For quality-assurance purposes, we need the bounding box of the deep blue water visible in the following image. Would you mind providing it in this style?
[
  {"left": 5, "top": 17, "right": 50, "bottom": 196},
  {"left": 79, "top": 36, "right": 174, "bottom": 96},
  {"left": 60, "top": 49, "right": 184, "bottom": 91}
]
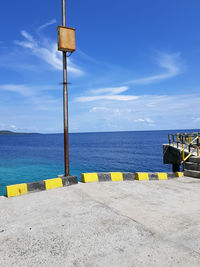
[{"left": 0, "top": 130, "right": 198, "bottom": 195}]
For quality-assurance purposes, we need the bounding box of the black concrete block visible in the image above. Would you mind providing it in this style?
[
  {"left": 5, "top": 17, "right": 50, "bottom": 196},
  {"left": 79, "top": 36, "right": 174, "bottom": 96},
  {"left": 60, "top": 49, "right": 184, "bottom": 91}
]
[
  {"left": 167, "top": 172, "right": 176, "bottom": 179},
  {"left": 98, "top": 173, "right": 111, "bottom": 182},
  {"left": 148, "top": 173, "right": 158, "bottom": 180},
  {"left": 123, "top": 172, "right": 135, "bottom": 180},
  {"left": 62, "top": 176, "right": 78, "bottom": 186},
  {"left": 163, "top": 145, "right": 181, "bottom": 164},
  {"left": 27, "top": 181, "right": 46, "bottom": 192}
]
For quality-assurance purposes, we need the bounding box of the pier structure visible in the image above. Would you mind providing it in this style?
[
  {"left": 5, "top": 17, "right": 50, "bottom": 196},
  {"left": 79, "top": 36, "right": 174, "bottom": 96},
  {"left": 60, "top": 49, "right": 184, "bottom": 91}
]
[{"left": 163, "top": 132, "right": 200, "bottom": 178}]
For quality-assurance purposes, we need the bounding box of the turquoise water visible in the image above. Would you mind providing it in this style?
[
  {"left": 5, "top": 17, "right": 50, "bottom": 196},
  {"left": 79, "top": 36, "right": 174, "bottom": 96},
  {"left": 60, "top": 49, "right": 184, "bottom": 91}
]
[{"left": 0, "top": 130, "right": 198, "bottom": 196}]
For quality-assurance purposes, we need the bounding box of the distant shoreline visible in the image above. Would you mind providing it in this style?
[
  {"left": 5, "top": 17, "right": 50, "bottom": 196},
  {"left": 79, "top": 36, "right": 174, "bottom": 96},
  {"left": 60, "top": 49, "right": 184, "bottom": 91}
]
[
  {"left": 0, "top": 130, "right": 40, "bottom": 135},
  {"left": 0, "top": 129, "right": 199, "bottom": 135}
]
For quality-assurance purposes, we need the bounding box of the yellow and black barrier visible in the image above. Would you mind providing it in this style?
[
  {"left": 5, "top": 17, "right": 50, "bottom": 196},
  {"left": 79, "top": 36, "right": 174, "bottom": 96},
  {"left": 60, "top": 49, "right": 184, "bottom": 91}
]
[
  {"left": 6, "top": 171, "right": 184, "bottom": 197},
  {"left": 81, "top": 172, "right": 184, "bottom": 183},
  {"left": 6, "top": 176, "right": 78, "bottom": 198},
  {"left": 81, "top": 172, "right": 134, "bottom": 183},
  {"left": 135, "top": 172, "right": 183, "bottom": 181}
]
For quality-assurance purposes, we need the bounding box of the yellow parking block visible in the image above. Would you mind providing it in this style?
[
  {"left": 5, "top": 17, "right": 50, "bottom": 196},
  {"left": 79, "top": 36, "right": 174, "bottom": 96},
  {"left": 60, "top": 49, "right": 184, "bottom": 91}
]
[
  {"left": 157, "top": 173, "right": 168, "bottom": 180},
  {"left": 135, "top": 172, "right": 149, "bottom": 181},
  {"left": 175, "top": 172, "right": 184, "bottom": 177},
  {"left": 110, "top": 172, "right": 123, "bottom": 181},
  {"left": 7, "top": 183, "right": 28, "bottom": 197},
  {"left": 81, "top": 173, "right": 98, "bottom": 183},
  {"left": 45, "top": 178, "right": 63, "bottom": 190}
]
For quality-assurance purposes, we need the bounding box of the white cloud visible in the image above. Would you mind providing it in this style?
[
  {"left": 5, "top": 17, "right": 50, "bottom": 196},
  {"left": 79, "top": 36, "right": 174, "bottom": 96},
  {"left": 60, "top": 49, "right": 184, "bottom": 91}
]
[
  {"left": 134, "top": 118, "right": 153, "bottom": 123},
  {"left": 89, "top": 107, "right": 109, "bottom": 112},
  {"left": 72, "top": 92, "right": 200, "bottom": 132},
  {"left": 10, "top": 125, "right": 17, "bottom": 130},
  {"left": 0, "top": 84, "right": 33, "bottom": 97},
  {"left": 126, "top": 52, "right": 184, "bottom": 85},
  {"left": 0, "top": 84, "right": 58, "bottom": 97},
  {"left": 76, "top": 95, "right": 138, "bottom": 102},
  {"left": 89, "top": 106, "right": 134, "bottom": 119},
  {"left": 75, "top": 86, "right": 138, "bottom": 102},
  {"left": 38, "top": 19, "right": 57, "bottom": 32},
  {"left": 21, "top": 30, "right": 35, "bottom": 43},
  {"left": 90, "top": 86, "right": 128, "bottom": 95},
  {"left": 15, "top": 30, "right": 83, "bottom": 75},
  {"left": 74, "top": 52, "right": 184, "bottom": 103}
]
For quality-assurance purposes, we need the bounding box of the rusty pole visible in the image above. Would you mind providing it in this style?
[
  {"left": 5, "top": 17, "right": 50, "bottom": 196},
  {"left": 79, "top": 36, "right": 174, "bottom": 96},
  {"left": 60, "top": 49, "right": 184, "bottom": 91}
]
[{"left": 62, "top": 0, "right": 70, "bottom": 176}]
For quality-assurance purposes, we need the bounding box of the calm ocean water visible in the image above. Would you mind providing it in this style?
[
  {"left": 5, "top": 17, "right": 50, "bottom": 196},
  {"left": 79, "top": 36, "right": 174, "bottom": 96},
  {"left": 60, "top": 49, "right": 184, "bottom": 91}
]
[{"left": 0, "top": 130, "right": 198, "bottom": 195}]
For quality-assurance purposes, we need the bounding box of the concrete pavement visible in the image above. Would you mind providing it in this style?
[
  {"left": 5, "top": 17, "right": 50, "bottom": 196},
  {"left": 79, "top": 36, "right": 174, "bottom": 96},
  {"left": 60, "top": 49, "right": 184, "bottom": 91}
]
[{"left": 0, "top": 177, "right": 200, "bottom": 266}]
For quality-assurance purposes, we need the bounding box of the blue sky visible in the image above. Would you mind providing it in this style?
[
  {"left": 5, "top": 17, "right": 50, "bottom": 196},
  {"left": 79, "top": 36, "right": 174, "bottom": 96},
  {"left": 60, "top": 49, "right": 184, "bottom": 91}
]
[{"left": 1, "top": 0, "right": 200, "bottom": 133}]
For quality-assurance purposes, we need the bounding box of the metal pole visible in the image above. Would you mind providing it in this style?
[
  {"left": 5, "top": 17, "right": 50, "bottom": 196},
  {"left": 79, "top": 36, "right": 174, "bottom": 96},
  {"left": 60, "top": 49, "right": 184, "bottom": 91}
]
[{"left": 62, "top": 0, "right": 70, "bottom": 176}]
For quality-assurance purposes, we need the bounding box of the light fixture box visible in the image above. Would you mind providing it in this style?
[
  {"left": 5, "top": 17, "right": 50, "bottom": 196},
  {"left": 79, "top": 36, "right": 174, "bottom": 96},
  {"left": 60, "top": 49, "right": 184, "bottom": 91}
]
[{"left": 57, "top": 26, "right": 76, "bottom": 52}]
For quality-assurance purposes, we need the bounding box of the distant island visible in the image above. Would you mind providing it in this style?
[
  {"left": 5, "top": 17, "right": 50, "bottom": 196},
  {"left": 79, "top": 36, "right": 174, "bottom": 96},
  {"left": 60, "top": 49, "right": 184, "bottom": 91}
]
[{"left": 0, "top": 130, "right": 40, "bottom": 135}]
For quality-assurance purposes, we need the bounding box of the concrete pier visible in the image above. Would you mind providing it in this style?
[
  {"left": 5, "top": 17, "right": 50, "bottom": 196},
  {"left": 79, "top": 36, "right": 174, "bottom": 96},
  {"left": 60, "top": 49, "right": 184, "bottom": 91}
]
[{"left": 1, "top": 178, "right": 200, "bottom": 266}]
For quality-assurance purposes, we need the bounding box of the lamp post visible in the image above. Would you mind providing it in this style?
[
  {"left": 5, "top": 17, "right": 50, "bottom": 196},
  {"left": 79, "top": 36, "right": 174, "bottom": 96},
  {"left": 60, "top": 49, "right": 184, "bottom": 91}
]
[
  {"left": 58, "top": 0, "right": 76, "bottom": 177},
  {"left": 62, "top": 0, "right": 69, "bottom": 177},
  {"left": 57, "top": 0, "right": 77, "bottom": 185}
]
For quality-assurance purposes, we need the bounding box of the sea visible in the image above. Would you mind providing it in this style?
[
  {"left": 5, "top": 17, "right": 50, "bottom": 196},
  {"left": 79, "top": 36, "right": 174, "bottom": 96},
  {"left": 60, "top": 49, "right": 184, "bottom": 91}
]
[{"left": 0, "top": 129, "right": 198, "bottom": 196}]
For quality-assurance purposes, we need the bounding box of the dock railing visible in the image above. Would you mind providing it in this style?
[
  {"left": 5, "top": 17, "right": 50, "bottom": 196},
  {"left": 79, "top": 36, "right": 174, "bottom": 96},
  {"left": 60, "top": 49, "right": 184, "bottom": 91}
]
[{"left": 168, "top": 133, "right": 200, "bottom": 163}]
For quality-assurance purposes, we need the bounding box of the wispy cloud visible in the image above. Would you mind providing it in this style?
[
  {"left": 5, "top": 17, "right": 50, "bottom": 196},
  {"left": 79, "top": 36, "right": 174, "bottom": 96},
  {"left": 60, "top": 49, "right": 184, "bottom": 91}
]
[
  {"left": 0, "top": 84, "right": 33, "bottom": 97},
  {"left": 71, "top": 93, "right": 200, "bottom": 132},
  {"left": 0, "top": 83, "right": 61, "bottom": 112},
  {"left": 126, "top": 52, "right": 184, "bottom": 85},
  {"left": 76, "top": 49, "right": 97, "bottom": 63},
  {"left": 75, "top": 52, "right": 184, "bottom": 103},
  {"left": 134, "top": 118, "right": 154, "bottom": 126},
  {"left": 89, "top": 107, "right": 109, "bottom": 112},
  {"left": 15, "top": 29, "right": 83, "bottom": 75},
  {"left": 75, "top": 86, "right": 138, "bottom": 102},
  {"left": 77, "top": 95, "right": 138, "bottom": 102},
  {"left": 21, "top": 30, "right": 34, "bottom": 43},
  {"left": 90, "top": 86, "right": 128, "bottom": 95},
  {"left": 0, "top": 84, "right": 58, "bottom": 96},
  {"left": 37, "top": 19, "right": 57, "bottom": 32},
  {"left": 89, "top": 106, "right": 131, "bottom": 117}
]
